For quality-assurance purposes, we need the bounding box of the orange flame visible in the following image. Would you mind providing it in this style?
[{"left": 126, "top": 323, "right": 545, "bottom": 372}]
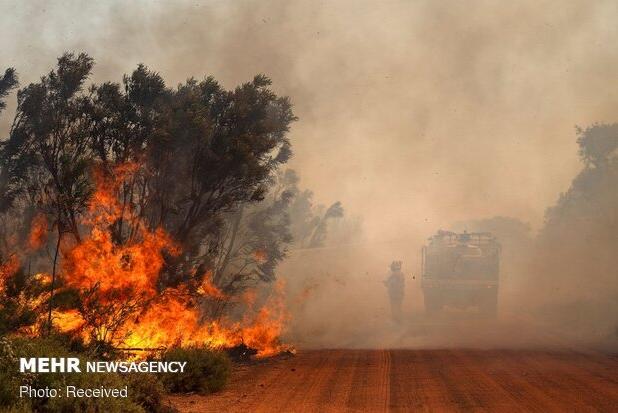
[
  {"left": 63, "top": 226, "right": 177, "bottom": 297},
  {"left": 28, "top": 214, "right": 48, "bottom": 250},
  {"left": 197, "top": 271, "right": 226, "bottom": 299},
  {"left": 51, "top": 163, "right": 289, "bottom": 357},
  {"left": 120, "top": 283, "right": 291, "bottom": 357},
  {"left": 253, "top": 249, "right": 268, "bottom": 263},
  {"left": 53, "top": 309, "right": 85, "bottom": 333},
  {"left": 62, "top": 163, "right": 179, "bottom": 299},
  {"left": 0, "top": 255, "right": 19, "bottom": 294}
]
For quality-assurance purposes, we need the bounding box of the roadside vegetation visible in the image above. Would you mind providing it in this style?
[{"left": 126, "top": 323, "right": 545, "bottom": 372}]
[
  {"left": 0, "top": 335, "right": 233, "bottom": 412},
  {"left": 0, "top": 55, "right": 337, "bottom": 413},
  {"left": 160, "top": 347, "right": 231, "bottom": 394}
]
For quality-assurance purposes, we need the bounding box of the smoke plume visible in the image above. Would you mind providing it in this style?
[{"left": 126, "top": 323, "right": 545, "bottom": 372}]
[{"left": 2, "top": 0, "right": 617, "bottom": 350}]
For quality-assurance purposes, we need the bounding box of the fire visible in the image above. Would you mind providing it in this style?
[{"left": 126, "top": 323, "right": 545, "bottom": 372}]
[
  {"left": 239, "top": 281, "right": 290, "bottom": 357},
  {"left": 121, "top": 284, "right": 290, "bottom": 357},
  {"left": 63, "top": 226, "right": 177, "bottom": 297},
  {"left": 28, "top": 214, "right": 48, "bottom": 250},
  {"left": 63, "top": 165, "right": 180, "bottom": 294},
  {"left": 0, "top": 254, "right": 19, "bottom": 294},
  {"left": 253, "top": 249, "right": 268, "bottom": 263},
  {"left": 51, "top": 163, "right": 289, "bottom": 357},
  {"left": 196, "top": 271, "right": 226, "bottom": 299},
  {"left": 53, "top": 309, "right": 85, "bottom": 332}
]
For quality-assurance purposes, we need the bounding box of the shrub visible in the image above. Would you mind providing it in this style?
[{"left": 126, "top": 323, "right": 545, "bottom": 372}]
[
  {"left": 126, "top": 373, "right": 176, "bottom": 413},
  {"left": 0, "top": 336, "right": 175, "bottom": 413},
  {"left": 0, "top": 336, "right": 27, "bottom": 410},
  {"left": 160, "top": 347, "right": 231, "bottom": 394},
  {"left": 0, "top": 404, "right": 33, "bottom": 413},
  {"left": 44, "top": 370, "right": 145, "bottom": 413}
]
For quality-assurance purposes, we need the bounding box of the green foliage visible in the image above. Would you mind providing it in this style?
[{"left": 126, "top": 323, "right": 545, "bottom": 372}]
[
  {"left": 0, "top": 336, "right": 173, "bottom": 413},
  {"left": 43, "top": 370, "right": 145, "bottom": 413},
  {"left": 0, "top": 337, "right": 23, "bottom": 409},
  {"left": 1, "top": 53, "right": 94, "bottom": 236},
  {"left": 0, "top": 336, "right": 71, "bottom": 410},
  {"left": 1, "top": 53, "right": 298, "bottom": 292},
  {"left": 160, "top": 347, "right": 231, "bottom": 394},
  {"left": 0, "top": 404, "right": 32, "bottom": 413}
]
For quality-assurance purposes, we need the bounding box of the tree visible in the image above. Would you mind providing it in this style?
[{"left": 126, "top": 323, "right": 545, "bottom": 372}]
[
  {"left": 576, "top": 123, "right": 618, "bottom": 168},
  {"left": 0, "top": 67, "right": 19, "bottom": 213},
  {"left": 543, "top": 124, "right": 618, "bottom": 238},
  {"left": 306, "top": 202, "right": 344, "bottom": 248},
  {"left": 0, "top": 52, "right": 303, "bottom": 347},
  {"left": 0, "top": 65, "right": 27, "bottom": 269},
  {"left": 0, "top": 68, "right": 18, "bottom": 115},
  {"left": 532, "top": 123, "right": 618, "bottom": 339},
  {"left": 1, "top": 54, "right": 94, "bottom": 240},
  {"left": 81, "top": 65, "right": 298, "bottom": 288},
  {"left": 0, "top": 54, "right": 299, "bottom": 344},
  {"left": 0, "top": 54, "right": 97, "bottom": 333},
  {"left": 212, "top": 174, "right": 295, "bottom": 290},
  {"left": 289, "top": 193, "right": 344, "bottom": 248},
  {"left": 288, "top": 189, "right": 319, "bottom": 247}
]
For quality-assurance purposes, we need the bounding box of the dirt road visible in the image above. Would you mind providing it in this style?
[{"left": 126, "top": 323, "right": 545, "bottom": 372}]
[{"left": 169, "top": 349, "right": 618, "bottom": 412}]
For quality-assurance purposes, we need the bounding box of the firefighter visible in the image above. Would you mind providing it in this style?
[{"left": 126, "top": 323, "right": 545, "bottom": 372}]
[{"left": 384, "top": 261, "right": 405, "bottom": 322}]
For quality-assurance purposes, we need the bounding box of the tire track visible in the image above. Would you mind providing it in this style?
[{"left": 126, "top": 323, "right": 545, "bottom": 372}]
[{"left": 169, "top": 349, "right": 618, "bottom": 412}]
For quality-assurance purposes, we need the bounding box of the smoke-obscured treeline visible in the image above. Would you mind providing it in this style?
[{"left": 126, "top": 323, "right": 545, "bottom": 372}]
[
  {"left": 465, "top": 126, "right": 617, "bottom": 347},
  {"left": 0, "top": 55, "right": 351, "bottom": 345},
  {"left": 281, "top": 124, "right": 617, "bottom": 350},
  {"left": 529, "top": 124, "right": 618, "bottom": 346}
]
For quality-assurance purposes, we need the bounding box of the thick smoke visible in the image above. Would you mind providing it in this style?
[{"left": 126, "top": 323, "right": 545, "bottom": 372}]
[{"left": 2, "top": 0, "right": 617, "bottom": 350}]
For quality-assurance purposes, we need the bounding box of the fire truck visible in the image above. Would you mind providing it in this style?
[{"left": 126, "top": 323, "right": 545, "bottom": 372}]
[{"left": 421, "top": 230, "right": 500, "bottom": 315}]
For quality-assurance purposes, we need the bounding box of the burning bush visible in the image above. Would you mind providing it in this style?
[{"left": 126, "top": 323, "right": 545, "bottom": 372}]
[
  {"left": 0, "top": 257, "right": 48, "bottom": 336},
  {"left": 0, "top": 54, "right": 297, "bottom": 358}
]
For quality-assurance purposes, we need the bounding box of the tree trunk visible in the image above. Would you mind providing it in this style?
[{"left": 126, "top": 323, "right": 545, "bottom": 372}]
[{"left": 47, "top": 232, "right": 62, "bottom": 336}]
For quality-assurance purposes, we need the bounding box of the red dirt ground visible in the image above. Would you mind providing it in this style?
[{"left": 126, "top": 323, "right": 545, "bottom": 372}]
[{"left": 168, "top": 349, "right": 618, "bottom": 412}]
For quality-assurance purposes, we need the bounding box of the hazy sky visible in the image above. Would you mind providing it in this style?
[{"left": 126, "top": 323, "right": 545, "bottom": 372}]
[{"left": 2, "top": 0, "right": 617, "bottom": 241}]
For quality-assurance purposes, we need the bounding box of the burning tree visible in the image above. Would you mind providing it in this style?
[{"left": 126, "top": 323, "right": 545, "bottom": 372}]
[{"left": 0, "top": 54, "right": 297, "bottom": 356}]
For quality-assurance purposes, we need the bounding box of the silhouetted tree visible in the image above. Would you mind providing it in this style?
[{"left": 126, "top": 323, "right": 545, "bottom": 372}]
[
  {"left": 576, "top": 123, "right": 618, "bottom": 168},
  {"left": 212, "top": 172, "right": 295, "bottom": 294},
  {"left": 0, "top": 54, "right": 96, "bottom": 333},
  {"left": 543, "top": 124, "right": 618, "bottom": 239},
  {"left": 0, "top": 68, "right": 18, "bottom": 115},
  {"left": 1, "top": 54, "right": 94, "bottom": 240},
  {"left": 533, "top": 123, "right": 618, "bottom": 338}
]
